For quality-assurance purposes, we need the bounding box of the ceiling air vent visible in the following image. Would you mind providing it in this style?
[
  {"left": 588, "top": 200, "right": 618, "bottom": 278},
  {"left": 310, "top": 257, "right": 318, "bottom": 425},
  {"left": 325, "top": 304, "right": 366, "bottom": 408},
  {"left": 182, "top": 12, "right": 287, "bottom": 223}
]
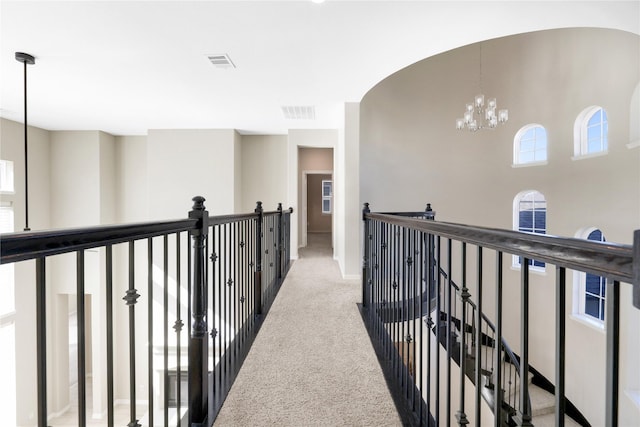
[
  {"left": 207, "top": 54, "right": 235, "bottom": 69},
  {"left": 281, "top": 106, "right": 316, "bottom": 120}
]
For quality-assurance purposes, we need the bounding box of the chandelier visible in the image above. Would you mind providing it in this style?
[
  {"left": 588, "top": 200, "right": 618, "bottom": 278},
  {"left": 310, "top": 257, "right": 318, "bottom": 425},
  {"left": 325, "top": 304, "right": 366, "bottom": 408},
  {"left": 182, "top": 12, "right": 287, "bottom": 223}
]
[
  {"left": 456, "top": 43, "right": 508, "bottom": 132},
  {"left": 456, "top": 94, "right": 508, "bottom": 131}
]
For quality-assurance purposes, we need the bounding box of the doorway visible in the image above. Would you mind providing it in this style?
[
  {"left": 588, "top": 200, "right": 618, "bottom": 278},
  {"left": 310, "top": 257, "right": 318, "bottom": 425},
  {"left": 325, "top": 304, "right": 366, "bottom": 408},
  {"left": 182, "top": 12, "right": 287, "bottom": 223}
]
[
  {"left": 302, "top": 171, "right": 332, "bottom": 250},
  {"left": 298, "top": 147, "right": 333, "bottom": 252}
]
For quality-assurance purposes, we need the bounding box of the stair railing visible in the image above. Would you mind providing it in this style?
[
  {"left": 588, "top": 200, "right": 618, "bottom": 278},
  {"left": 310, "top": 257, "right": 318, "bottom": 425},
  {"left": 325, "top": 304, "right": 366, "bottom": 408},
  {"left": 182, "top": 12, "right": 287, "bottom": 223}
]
[
  {"left": 362, "top": 203, "right": 638, "bottom": 427},
  {"left": 0, "top": 197, "right": 293, "bottom": 427},
  {"left": 434, "top": 265, "right": 529, "bottom": 422}
]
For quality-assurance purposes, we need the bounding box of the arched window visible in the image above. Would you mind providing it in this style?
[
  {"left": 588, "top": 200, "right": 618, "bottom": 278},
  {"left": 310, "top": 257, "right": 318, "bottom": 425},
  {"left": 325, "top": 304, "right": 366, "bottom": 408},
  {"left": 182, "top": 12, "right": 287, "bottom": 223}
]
[
  {"left": 513, "top": 190, "right": 546, "bottom": 269},
  {"left": 574, "top": 106, "right": 608, "bottom": 157},
  {"left": 513, "top": 124, "right": 547, "bottom": 165}
]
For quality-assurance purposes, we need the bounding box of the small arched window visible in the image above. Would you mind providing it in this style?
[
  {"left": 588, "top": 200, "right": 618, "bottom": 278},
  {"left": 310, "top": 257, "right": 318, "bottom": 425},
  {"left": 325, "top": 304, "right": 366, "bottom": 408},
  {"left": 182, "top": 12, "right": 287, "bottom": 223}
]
[
  {"left": 574, "top": 106, "right": 608, "bottom": 157},
  {"left": 513, "top": 190, "right": 546, "bottom": 269},
  {"left": 513, "top": 124, "right": 547, "bottom": 165}
]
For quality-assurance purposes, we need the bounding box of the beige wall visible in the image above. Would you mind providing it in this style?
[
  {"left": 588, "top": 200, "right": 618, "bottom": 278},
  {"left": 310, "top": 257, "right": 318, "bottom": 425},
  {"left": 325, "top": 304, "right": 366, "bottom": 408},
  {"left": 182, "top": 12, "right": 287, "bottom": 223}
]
[
  {"left": 0, "top": 118, "right": 51, "bottom": 426},
  {"left": 240, "top": 135, "right": 288, "bottom": 213},
  {"left": 360, "top": 28, "right": 640, "bottom": 426}
]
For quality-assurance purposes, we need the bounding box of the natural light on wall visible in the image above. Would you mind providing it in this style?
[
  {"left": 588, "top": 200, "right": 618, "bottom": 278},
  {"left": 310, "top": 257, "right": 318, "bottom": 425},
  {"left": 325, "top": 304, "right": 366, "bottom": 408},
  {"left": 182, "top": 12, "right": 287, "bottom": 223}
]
[{"left": 0, "top": 159, "right": 16, "bottom": 425}]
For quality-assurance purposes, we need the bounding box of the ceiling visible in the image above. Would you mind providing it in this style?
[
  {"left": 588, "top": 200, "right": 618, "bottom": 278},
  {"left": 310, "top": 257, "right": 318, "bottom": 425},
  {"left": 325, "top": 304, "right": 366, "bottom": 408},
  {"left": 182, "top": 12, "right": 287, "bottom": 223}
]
[{"left": 1, "top": 1, "right": 638, "bottom": 136}]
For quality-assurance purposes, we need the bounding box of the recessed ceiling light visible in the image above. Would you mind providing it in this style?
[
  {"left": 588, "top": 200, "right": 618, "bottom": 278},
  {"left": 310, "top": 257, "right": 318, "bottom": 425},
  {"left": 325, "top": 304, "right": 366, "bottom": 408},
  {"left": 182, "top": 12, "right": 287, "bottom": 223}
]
[{"left": 311, "top": 0, "right": 326, "bottom": 4}]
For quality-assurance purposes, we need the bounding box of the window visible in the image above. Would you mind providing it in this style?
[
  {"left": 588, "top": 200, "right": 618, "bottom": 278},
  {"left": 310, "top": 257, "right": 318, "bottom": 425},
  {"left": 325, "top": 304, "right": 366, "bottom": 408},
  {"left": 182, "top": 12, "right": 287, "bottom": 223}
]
[
  {"left": 514, "top": 124, "right": 547, "bottom": 165},
  {"left": 513, "top": 191, "right": 546, "bottom": 269},
  {"left": 322, "top": 180, "right": 332, "bottom": 214},
  {"left": 574, "top": 106, "right": 608, "bottom": 157},
  {"left": 0, "top": 160, "right": 14, "bottom": 193},
  {"left": 0, "top": 201, "right": 15, "bottom": 425},
  {"left": 573, "top": 228, "right": 607, "bottom": 323}
]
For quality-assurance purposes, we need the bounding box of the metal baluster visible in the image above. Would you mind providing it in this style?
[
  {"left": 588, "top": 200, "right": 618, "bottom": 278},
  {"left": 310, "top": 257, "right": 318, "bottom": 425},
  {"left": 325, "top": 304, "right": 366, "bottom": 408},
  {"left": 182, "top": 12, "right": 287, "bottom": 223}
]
[
  {"left": 225, "top": 223, "right": 230, "bottom": 379},
  {"left": 76, "top": 250, "right": 87, "bottom": 427},
  {"left": 418, "top": 230, "right": 424, "bottom": 426},
  {"left": 36, "top": 257, "right": 47, "bottom": 427},
  {"left": 425, "top": 232, "right": 433, "bottom": 424},
  {"left": 147, "top": 238, "right": 154, "bottom": 427},
  {"left": 494, "top": 252, "right": 503, "bottom": 427},
  {"left": 475, "top": 247, "right": 483, "bottom": 427},
  {"left": 105, "top": 246, "right": 114, "bottom": 427},
  {"left": 457, "top": 242, "right": 469, "bottom": 426},
  {"left": 125, "top": 241, "right": 141, "bottom": 427},
  {"left": 217, "top": 224, "right": 224, "bottom": 395},
  {"left": 175, "top": 232, "right": 183, "bottom": 427},
  {"left": 605, "top": 280, "right": 620, "bottom": 427},
  {"left": 412, "top": 229, "right": 418, "bottom": 411},
  {"left": 555, "top": 267, "right": 566, "bottom": 427},
  {"left": 402, "top": 227, "right": 407, "bottom": 392},
  {"left": 446, "top": 238, "right": 452, "bottom": 427},
  {"left": 164, "top": 235, "right": 170, "bottom": 426}
]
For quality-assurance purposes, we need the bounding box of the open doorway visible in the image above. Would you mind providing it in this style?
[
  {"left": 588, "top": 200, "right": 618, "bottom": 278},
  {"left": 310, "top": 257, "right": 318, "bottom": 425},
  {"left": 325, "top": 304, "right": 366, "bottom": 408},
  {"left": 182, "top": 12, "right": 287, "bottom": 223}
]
[
  {"left": 303, "top": 172, "right": 332, "bottom": 250},
  {"left": 298, "top": 147, "right": 333, "bottom": 253}
]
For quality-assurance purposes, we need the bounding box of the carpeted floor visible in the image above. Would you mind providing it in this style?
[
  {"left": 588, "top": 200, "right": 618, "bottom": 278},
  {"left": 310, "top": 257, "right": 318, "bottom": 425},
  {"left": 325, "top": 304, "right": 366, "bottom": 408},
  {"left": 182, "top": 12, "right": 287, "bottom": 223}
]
[{"left": 214, "top": 232, "right": 402, "bottom": 426}]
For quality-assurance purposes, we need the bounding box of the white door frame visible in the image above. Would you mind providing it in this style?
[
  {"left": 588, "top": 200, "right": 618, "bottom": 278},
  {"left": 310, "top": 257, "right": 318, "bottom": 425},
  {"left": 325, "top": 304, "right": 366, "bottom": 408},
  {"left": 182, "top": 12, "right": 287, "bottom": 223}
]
[{"left": 301, "top": 169, "right": 333, "bottom": 248}]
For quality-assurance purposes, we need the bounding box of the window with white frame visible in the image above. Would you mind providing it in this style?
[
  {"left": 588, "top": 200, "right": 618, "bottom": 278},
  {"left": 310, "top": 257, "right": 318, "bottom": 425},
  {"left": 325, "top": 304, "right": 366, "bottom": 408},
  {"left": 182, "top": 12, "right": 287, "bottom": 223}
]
[
  {"left": 574, "top": 106, "right": 608, "bottom": 157},
  {"left": 513, "top": 190, "right": 546, "bottom": 269},
  {"left": 513, "top": 124, "right": 547, "bottom": 165},
  {"left": 573, "top": 228, "right": 607, "bottom": 324},
  {"left": 322, "top": 180, "right": 332, "bottom": 214}
]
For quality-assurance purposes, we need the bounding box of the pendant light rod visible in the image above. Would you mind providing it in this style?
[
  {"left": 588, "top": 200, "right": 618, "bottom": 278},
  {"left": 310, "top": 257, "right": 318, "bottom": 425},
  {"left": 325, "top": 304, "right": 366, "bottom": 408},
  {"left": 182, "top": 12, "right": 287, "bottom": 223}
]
[{"left": 15, "top": 52, "right": 35, "bottom": 232}]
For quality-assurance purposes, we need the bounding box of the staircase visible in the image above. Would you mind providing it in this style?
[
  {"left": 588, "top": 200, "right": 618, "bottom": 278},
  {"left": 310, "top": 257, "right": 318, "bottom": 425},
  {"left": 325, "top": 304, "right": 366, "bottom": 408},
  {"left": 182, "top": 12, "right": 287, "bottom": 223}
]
[{"left": 438, "top": 308, "right": 588, "bottom": 426}]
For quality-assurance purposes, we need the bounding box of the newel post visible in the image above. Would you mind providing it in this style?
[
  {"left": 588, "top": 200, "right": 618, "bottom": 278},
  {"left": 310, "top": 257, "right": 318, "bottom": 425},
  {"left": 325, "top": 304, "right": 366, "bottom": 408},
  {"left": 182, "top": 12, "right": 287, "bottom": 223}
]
[
  {"left": 362, "top": 202, "right": 371, "bottom": 307},
  {"left": 425, "top": 203, "right": 435, "bottom": 220},
  {"left": 188, "top": 196, "right": 209, "bottom": 427},
  {"left": 276, "top": 203, "right": 283, "bottom": 282},
  {"left": 255, "top": 201, "right": 264, "bottom": 316}
]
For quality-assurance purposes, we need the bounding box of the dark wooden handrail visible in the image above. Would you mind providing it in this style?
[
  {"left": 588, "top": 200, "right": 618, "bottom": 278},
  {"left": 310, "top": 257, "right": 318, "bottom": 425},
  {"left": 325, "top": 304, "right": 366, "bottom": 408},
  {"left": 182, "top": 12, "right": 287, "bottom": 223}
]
[
  {"left": 366, "top": 212, "right": 634, "bottom": 284},
  {"left": 0, "top": 218, "right": 198, "bottom": 264}
]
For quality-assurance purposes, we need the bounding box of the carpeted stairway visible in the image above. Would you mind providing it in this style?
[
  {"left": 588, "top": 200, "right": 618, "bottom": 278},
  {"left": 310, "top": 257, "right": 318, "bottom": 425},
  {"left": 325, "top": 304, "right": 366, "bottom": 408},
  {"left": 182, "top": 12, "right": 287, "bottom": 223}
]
[{"left": 213, "top": 232, "right": 402, "bottom": 426}]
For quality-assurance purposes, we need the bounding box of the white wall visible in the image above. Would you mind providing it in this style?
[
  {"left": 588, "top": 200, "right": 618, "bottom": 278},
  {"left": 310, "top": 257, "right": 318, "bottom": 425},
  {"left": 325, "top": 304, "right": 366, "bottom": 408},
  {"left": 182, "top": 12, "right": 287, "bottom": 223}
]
[
  {"left": 360, "top": 28, "right": 640, "bottom": 426},
  {"left": 341, "top": 103, "right": 361, "bottom": 279}
]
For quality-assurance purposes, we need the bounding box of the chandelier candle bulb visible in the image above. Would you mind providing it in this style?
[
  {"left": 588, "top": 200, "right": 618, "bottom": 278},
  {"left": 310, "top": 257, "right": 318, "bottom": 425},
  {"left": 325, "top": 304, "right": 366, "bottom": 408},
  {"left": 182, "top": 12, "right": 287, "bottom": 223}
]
[
  {"left": 475, "top": 94, "right": 484, "bottom": 108},
  {"left": 499, "top": 109, "right": 509, "bottom": 123}
]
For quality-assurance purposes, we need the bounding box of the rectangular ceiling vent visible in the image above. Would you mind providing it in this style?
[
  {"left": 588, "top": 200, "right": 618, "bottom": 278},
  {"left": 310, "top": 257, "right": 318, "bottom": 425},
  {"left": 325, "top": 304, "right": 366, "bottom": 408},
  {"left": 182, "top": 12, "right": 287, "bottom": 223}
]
[
  {"left": 281, "top": 106, "right": 316, "bottom": 120},
  {"left": 207, "top": 54, "right": 235, "bottom": 69}
]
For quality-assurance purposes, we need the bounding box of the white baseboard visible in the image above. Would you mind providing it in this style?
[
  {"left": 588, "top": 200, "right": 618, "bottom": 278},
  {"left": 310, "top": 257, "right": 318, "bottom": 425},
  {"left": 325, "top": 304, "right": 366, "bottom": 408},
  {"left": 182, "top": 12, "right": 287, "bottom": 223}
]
[{"left": 48, "top": 404, "right": 71, "bottom": 421}]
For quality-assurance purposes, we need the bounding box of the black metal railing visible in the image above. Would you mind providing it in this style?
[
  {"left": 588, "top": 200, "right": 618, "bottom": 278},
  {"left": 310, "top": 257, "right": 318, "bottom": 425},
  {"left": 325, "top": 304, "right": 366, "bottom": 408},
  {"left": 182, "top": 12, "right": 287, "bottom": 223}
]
[
  {"left": 0, "top": 197, "right": 293, "bottom": 427},
  {"left": 362, "top": 203, "right": 638, "bottom": 426}
]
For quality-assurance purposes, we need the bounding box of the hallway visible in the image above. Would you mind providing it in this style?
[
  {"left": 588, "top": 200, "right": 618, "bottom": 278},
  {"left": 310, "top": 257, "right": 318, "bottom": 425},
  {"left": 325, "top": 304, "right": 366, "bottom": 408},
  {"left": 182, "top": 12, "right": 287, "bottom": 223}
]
[{"left": 214, "top": 232, "right": 402, "bottom": 426}]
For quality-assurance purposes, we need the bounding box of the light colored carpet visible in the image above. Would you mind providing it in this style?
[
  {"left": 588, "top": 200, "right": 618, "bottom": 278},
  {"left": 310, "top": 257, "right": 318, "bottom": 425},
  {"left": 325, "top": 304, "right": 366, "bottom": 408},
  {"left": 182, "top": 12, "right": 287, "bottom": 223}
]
[{"left": 214, "top": 233, "right": 403, "bottom": 427}]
